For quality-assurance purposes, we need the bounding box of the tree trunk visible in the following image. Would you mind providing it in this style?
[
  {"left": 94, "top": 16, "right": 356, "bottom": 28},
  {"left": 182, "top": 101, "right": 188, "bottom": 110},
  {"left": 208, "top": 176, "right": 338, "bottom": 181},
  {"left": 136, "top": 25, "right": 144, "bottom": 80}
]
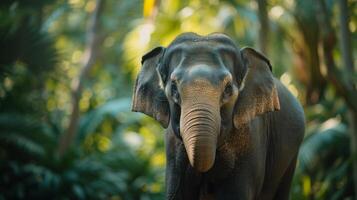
[
  {"left": 315, "top": 0, "right": 357, "bottom": 111},
  {"left": 338, "top": 0, "right": 354, "bottom": 73},
  {"left": 57, "top": 0, "right": 105, "bottom": 157},
  {"left": 256, "top": 0, "right": 269, "bottom": 55},
  {"left": 316, "top": 0, "right": 357, "bottom": 197},
  {"left": 293, "top": 1, "right": 326, "bottom": 105},
  {"left": 338, "top": 0, "right": 357, "bottom": 197}
]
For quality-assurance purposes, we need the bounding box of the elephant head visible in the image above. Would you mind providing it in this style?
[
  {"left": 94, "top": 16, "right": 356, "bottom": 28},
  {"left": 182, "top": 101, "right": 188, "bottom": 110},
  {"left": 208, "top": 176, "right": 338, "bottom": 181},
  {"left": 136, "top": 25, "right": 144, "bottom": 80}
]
[{"left": 132, "top": 33, "right": 280, "bottom": 172}]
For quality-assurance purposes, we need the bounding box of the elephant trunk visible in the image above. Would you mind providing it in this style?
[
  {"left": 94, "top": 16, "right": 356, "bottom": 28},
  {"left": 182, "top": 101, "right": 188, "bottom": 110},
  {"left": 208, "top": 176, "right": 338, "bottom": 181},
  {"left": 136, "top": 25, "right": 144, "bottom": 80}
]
[{"left": 180, "top": 101, "right": 220, "bottom": 172}]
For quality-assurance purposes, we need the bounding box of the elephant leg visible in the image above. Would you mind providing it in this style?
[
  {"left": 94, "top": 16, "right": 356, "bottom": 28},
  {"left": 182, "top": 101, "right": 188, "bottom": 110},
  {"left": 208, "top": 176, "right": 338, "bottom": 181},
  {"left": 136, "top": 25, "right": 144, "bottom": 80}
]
[
  {"left": 212, "top": 158, "right": 260, "bottom": 200},
  {"left": 273, "top": 155, "right": 298, "bottom": 200},
  {"left": 166, "top": 164, "right": 201, "bottom": 200},
  {"left": 165, "top": 133, "right": 183, "bottom": 200},
  {"left": 165, "top": 133, "right": 201, "bottom": 200},
  {"left": 212, "top": 171, "right": 255, "bottom": 200}
]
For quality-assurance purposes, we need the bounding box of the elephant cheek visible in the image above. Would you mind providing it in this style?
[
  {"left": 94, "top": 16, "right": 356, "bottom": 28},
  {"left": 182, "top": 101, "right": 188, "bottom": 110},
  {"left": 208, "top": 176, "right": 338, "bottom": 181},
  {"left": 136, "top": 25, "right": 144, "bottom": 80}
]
[{"left": 180, "top": 104, "right": 220, "bottom": 172}]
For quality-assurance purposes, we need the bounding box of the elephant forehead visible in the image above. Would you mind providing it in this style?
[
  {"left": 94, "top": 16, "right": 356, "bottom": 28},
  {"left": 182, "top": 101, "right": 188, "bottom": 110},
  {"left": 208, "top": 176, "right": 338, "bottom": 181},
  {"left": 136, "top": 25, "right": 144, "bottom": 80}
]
[
  {"left": 167, "top": 45, "right": 221, "bottom": 67},
  {"left": 180, "top": 78, "right": 221, "bottom": 99},
  {"left": 167, "top": 42, "right": 237, "bottom": 74},
  {"left": 168, "top": 32, "right": 239, "bottom": 51},
  {"left": 184, "top": 50, "right": 220, "bottom": 64},
  {"left": 178, "top": 65, "right": 228, "bottom": 87},
  {"left": 169, "top": 41, "right": 236, "bottom": 58},
  {"left": 186, "top": 65, "right": 217, "bottom": 78}
]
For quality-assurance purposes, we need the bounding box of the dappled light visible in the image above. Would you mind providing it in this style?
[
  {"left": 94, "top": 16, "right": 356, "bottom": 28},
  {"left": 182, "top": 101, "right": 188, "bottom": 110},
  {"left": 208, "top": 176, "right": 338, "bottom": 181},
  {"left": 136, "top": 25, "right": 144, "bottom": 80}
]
[{"left": 0, "top": 0, "right": 356, "bottom": 199}]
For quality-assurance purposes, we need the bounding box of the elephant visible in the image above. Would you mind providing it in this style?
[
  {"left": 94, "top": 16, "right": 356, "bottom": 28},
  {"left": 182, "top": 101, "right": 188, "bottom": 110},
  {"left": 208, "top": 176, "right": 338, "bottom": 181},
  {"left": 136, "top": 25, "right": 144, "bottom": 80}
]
[{"left": 132, "top": 32, "right": 305, "bottom": 200}]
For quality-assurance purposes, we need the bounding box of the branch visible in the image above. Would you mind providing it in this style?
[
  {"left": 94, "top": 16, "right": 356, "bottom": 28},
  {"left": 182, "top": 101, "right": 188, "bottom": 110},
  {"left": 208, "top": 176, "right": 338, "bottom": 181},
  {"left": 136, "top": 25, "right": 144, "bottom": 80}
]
[
  {"left": 57, "top": 0, "right": 105, "bottom": 156},
  {"left": 256, "top": 0, "right": 269, "bottom": 55}
]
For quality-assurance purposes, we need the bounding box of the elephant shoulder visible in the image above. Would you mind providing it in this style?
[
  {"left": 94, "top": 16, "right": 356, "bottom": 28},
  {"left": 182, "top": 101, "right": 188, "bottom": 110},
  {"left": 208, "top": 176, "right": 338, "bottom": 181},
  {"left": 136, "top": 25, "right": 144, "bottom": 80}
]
[{"left": 273, "top": 78, "right": 305, "bottom": 142}]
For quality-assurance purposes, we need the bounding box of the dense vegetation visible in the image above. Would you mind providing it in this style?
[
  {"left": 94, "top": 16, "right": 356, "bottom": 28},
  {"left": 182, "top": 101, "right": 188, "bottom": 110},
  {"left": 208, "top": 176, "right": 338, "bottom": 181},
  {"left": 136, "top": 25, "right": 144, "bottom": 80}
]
[{"left": 0, "top": 0, "right": 356, "bottom": 199}]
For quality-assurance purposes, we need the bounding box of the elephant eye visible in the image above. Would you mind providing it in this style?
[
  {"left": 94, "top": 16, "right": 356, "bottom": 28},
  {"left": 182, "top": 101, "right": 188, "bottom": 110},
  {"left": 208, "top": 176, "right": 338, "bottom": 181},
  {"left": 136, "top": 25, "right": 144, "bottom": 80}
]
[
  {"left": 224, "top": 82, "right": 233, "bottom": 97},
  {"left": 171, "top": 82, "right": 180, "bottom": 103}
]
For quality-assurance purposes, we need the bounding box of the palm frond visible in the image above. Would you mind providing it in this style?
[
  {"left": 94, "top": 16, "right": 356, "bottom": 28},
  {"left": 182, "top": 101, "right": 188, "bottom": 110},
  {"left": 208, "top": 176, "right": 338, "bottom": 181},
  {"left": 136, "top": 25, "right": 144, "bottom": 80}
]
[
  {"left": 298, "top": 123, "right": 349, "bottom": 173},
  {"left": 78, "top": 97, "right": 142, "bottom": 139}
]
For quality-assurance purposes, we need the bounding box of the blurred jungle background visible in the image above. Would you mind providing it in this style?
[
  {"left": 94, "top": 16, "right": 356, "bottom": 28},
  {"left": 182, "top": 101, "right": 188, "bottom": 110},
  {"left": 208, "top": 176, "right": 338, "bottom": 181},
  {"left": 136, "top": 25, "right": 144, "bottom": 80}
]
[{"left": 0, "top": 0, "right": 356, "bottom": 199}]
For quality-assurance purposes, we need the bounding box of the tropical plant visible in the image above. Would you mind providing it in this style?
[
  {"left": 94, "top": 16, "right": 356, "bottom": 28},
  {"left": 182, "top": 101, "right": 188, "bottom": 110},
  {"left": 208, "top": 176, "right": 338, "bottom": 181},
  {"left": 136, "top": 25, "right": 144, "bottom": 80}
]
[{"left": 1, "top": 0, "right": 356, "bottom": 199}]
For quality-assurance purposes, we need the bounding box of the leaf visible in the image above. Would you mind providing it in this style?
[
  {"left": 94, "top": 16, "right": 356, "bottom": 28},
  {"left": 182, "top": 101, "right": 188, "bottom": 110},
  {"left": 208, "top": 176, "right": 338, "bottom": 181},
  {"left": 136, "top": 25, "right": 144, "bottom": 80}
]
[
  {"left": 0, "top": 133, "right": 45, "bottom": 157},
  {"left": 78, "top": 97, "right": 143, "bottom": 139},
  {"left": 299, "top": 123, "right": 348, "bottom": 173}
]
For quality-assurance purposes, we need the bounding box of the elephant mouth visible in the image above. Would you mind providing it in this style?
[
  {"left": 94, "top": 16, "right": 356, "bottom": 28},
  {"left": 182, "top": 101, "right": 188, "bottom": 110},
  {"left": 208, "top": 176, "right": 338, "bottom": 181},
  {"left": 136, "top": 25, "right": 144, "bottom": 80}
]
[{"left": 174, "top": 126, "right": 182, "bottom": 140}]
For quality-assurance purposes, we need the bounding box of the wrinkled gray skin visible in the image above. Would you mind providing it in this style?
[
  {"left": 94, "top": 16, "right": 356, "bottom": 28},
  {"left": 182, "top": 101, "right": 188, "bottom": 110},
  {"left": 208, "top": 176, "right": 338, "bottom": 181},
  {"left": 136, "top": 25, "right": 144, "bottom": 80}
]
[{"left": 132, "top": 32, "right": 305, "bottom": 200}]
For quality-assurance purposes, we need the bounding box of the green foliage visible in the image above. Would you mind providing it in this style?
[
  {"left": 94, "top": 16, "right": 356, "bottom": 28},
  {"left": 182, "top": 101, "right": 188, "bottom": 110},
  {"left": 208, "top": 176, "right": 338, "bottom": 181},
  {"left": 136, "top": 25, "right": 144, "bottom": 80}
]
[
  {"left": 0, "top": 98, "right": 165, "bottom": 199},
  {"left": 0, "top": 1, "right": 164, "bottom": 199},
  {"left": 292, "top": 122, "right": 353, "bottom": 199},
  {"left": 0, "top": 0, "right": 356, "bottom": 199}
]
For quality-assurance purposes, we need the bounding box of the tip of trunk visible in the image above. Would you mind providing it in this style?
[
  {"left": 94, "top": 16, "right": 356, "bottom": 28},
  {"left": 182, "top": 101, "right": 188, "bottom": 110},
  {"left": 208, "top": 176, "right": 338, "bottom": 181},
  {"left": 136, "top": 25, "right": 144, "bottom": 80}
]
[
  {"left": 186, "top": 143, "right": 216, "bottom": 173},
  {"left": 192, "top": 157, "right": 215, "bottom": 172}
]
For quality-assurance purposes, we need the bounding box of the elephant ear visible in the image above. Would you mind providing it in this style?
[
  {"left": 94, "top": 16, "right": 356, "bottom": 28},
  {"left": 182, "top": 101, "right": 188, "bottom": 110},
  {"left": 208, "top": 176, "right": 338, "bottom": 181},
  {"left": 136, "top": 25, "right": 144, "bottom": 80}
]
[
  {"left": 131, "top": 46, "right": 169, "bottom": 128},
  {"left": 233, "top": 47, "right": 280, "bottom": 127}
]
